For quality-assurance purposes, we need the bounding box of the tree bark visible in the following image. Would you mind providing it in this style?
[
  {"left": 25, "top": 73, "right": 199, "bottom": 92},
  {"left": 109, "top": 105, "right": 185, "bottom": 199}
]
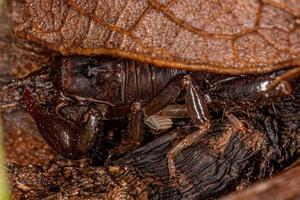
[{"left": 221, "top": 160, "right": 300, "bottom": 200}]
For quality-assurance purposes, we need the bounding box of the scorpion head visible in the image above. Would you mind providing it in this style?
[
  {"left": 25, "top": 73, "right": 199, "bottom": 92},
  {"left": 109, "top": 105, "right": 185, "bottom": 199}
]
[{"left": 57, "top": 56, "right": 122, "bottom": 105}]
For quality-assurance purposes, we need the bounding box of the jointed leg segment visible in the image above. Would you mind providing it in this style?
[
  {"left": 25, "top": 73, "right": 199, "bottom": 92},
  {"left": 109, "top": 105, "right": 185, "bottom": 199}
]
[{"left": 142, "top": 74, "right": 212, "bottom": 178}]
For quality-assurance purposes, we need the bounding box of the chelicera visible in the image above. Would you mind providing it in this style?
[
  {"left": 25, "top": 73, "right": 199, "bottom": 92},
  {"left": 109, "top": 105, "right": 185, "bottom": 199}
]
[{"left": 5, "top": 55, "right": 297, "bottom": 178}]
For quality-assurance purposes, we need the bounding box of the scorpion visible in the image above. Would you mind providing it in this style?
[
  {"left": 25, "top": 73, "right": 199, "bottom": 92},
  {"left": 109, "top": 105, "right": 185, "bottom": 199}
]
[{"left": 0, "top": 56, "right": 298, "bottom": 178}]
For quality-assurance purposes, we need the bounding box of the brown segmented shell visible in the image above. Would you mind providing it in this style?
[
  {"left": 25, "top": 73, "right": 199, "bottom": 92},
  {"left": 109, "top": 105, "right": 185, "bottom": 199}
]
[{"left": 11, "top": 0, "right": 300, "bottom": 74}]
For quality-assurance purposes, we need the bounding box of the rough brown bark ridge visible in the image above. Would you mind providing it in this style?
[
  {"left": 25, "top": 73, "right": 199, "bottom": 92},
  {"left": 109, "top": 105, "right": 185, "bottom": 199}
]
[{"left": 221, "top": 160, "right": 300, "bottom": 200}]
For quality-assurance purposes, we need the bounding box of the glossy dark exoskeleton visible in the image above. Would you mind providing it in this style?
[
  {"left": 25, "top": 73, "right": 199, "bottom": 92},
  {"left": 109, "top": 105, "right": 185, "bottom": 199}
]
[{"left": 0, "top": 56, "right": 297, "bottom": 177}]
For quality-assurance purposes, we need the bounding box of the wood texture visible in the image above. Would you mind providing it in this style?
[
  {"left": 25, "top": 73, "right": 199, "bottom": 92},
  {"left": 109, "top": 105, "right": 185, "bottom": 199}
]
[{"left": 221, "top": 161, "right": 300, "bottom": 200}]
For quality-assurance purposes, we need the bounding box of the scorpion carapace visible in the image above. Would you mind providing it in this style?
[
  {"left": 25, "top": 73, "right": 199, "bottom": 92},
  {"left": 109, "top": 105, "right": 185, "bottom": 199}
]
[
  {"left": 58, "top": 56, "right": 183, "bottom": 106},
  {"left": 0, "top": 56, "right": 297, "bottom": 178}
]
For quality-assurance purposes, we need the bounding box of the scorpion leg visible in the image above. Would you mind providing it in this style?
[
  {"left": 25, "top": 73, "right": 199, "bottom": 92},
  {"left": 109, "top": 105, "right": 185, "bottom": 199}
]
[
  {"left": 145, "top": 104, "right": 188, "bottom": 133},
  {"left": 144, "top": 115, "right": 173, "bottom": 132},
  {"left": 265, "top": 67, "right": 300, "bottom": 92},
  {"left": 118, "top": 102, "right": 144, "bottom": 153},
  {"left": 225, "top": 112, "right": 248, "bottom": 133},
  {"left": 128, "top": 102, "right": 144, "bottom": 145},
  {"left": 155, "top": 104, "right": 189, "bottom": 119},
  {"left": 144, "top": 75, "right": 189, "bottom": 116},
  {"left": 124, "top": 103, "right": 175, "bottom": 152},
  {"left": 24, "top": 89, "right": 102, "bottom": 159},
  {"left": 143, "top": 75, "right": 211, "bottom": 178},
  {"left": 122, "top": 75, "right": 190, "bottom": 152},
  {"left": 167, "top": 76, "right": 211, "bottom": 178}
]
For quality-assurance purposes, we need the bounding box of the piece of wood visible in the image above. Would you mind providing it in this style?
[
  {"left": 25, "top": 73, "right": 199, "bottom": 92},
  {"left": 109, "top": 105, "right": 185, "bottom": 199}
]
[{"left": 221, "top": 160, "right": 300, "bottom": 200}]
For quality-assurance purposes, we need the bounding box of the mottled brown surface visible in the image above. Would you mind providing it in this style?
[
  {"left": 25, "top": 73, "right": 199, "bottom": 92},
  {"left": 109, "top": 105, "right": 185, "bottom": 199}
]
[
  {"left": 4, "top": 117, "right": 151, "bottom": 200},
  {"left": 10, "top": 0, "right": 300, "bottom": 74},
  {"left": 4, "top": 112, "right": 56, "bottom": 166},
  {"left": 0, "top": 1, "right": 51, "bottom": 78},
  {"left": 221, "top": 161, "right": 300, "bottom": 200}
]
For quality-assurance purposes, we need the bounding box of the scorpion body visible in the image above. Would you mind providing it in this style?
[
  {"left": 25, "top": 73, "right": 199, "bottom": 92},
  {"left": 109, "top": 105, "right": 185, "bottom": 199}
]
[{"left": 0, "top": 56, "right": 296, "bottom": 178}]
